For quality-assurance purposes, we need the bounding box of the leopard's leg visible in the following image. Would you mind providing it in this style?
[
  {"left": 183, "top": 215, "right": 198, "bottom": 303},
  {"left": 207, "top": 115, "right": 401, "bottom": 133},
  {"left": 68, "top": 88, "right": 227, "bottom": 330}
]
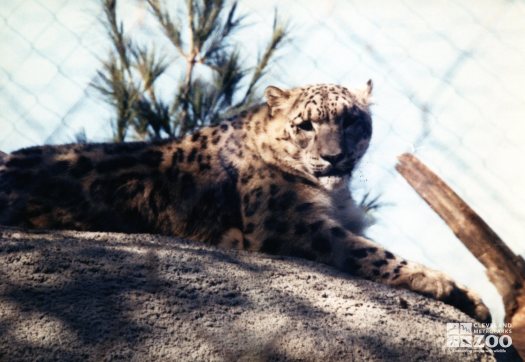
[
  {"left": 330, "top": 233, "right": 491, "bottom": 323},
  {"left": 242, "top": 186, "right": 491, "bottom": 323}
]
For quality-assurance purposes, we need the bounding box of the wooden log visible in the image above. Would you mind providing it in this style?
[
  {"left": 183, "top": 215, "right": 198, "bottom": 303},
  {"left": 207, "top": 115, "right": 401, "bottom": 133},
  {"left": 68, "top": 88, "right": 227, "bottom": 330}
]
[{"left": 396, "top": 153, "right": 525, "bottom": 360}]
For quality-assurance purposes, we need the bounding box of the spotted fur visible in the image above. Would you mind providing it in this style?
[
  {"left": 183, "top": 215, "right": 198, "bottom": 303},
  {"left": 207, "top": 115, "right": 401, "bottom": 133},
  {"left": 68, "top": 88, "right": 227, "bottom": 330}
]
[{"left": 0, "top": 83, "right": 490, "bottom": 322}]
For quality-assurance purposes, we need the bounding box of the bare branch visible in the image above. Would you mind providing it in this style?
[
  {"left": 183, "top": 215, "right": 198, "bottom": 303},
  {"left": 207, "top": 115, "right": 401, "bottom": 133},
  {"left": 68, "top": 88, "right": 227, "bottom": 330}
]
[{"left": 396, "top": 153, "right": 525, "bottom": 360}]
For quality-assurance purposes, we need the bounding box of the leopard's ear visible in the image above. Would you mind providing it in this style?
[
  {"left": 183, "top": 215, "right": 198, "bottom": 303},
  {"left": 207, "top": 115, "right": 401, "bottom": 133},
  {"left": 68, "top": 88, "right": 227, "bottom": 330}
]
[
  {"left": 358, "top": 79, "right": 373, "bottom": 105},
  {"left": 265, "top": 86, "right": 291, "bottom": 109},
  {"left": 365, "top": 79, "right": 373, "bottom": 97}
]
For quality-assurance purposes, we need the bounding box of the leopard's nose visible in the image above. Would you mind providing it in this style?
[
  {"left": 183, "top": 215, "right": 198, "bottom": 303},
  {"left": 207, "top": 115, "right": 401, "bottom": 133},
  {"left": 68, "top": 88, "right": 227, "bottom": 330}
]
[{"left": 320, "top": 153, "right": 344, "bottom": 165}]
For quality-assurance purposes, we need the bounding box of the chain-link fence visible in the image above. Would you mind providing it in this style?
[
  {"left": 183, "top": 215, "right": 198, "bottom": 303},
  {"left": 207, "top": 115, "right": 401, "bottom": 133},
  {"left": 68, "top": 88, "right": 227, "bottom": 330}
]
[{"left": 1, "top": 0, "right": 524, "bottom": 322}]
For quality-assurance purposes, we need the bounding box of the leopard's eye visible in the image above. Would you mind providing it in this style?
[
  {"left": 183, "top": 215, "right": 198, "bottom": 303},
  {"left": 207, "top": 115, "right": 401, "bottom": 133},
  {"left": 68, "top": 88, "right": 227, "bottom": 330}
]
[{"left": 297, "top": 120, "right": 314, "bottom": 131}]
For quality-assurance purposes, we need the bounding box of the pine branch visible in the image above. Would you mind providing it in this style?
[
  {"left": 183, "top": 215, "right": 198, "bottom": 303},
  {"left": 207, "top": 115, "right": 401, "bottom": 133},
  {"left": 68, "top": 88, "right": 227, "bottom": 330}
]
[
  {"left": 239, "top": 9, "right": 288, "bottom": 107},
  {"left": 91, "top": 54, "right": 140, "bottom": 142},
  {"left": 194, "top": 0, "right": 223, "bottom": 50},
  {"left": 201, "top": 2, "right": 245, "bottom": 65},
  {"left": 102, "top": 0, "right": 132, "bottom": 76},
  {"left": 131, "top": 46, "right": 169, "bottom": 91},
  {"left": 130, "top": 45, "right": 172, "bottom": 137},
  {"left": 211, "top": 50, "right": 244, "bottom": 112},
  {"left": 94, "top": 0, "right": 291, "bottom": 141},
  {"left": 74, "top": 129, "right": 88, "bottom": 144},
  {"left": 133, "top": 97, "right": 171, "bottom": 140},
  {"left": 147, "top": 0, "right": 185, "bottom": 56}
]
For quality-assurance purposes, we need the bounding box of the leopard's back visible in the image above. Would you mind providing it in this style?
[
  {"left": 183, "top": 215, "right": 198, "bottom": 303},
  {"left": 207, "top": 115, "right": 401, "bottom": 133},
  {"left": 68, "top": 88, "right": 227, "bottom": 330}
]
[{"left": 0, "top": 128, "right": 243, "bottom": 243}]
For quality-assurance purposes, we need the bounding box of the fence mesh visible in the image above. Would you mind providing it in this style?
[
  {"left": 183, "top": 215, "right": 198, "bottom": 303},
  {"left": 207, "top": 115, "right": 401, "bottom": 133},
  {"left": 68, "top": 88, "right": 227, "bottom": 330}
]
[{"left": 1, "top": 0, "right": 524, "bottom": 322}]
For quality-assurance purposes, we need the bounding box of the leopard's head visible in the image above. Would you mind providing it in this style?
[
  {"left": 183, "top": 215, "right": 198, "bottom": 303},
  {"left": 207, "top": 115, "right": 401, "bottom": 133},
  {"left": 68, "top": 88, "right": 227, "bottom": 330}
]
[{"left": 260, "top": 82, "right": 373, "bottom": 190}]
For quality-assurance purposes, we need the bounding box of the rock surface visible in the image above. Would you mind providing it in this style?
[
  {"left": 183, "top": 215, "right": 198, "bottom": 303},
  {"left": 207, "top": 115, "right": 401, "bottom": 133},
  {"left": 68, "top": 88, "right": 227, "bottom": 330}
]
[{"left": 0, "top": 227, "right": 516, "bottom": 361}]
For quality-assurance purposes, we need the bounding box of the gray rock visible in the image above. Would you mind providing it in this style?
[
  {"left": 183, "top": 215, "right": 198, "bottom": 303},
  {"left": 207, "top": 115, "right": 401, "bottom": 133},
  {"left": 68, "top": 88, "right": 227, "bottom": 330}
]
[{"left": 0, "top": 227, "right": 516, "bottom": 361}]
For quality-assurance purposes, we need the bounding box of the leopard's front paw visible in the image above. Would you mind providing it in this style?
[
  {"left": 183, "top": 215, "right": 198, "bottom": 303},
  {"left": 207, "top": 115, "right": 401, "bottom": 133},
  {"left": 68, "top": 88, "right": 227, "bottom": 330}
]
[
  {"left": 441, "top": 282, "right": 491, "bottom": 323},
  {"left": 392, "top": 266, "right": 491, "bottom": 323}
]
